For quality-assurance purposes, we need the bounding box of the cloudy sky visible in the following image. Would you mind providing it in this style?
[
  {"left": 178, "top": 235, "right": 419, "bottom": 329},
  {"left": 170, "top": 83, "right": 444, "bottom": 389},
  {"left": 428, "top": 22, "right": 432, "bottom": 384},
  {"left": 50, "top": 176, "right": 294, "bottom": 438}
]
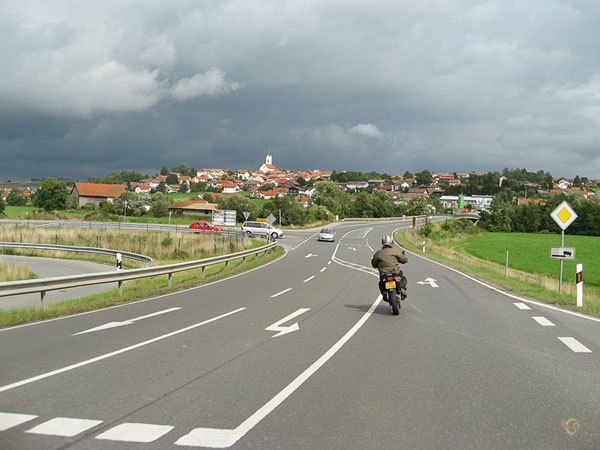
[{"left": 1, "top": 0, "right": 600, "bottom": 181}]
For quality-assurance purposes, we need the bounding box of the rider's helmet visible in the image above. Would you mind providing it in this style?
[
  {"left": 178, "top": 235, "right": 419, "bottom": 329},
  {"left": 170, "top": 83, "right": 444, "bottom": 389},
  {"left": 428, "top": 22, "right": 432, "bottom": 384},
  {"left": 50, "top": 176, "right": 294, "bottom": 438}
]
[{"left": 382, "top": 235, "right": 393, "bottom": 247}]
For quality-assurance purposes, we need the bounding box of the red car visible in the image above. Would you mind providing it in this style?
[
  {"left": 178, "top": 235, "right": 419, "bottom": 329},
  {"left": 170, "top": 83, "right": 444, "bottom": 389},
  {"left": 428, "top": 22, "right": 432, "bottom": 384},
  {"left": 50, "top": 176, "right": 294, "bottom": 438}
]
[{"left": 189, "top": 221, "right": 223, "bottom": 232}]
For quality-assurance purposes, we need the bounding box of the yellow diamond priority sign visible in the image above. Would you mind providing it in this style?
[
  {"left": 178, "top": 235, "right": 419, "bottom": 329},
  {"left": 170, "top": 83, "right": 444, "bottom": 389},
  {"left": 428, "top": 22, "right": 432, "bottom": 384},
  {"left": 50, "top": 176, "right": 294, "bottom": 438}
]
[{"left": 550, "top": 201, "right": 578, "bottom": 231}]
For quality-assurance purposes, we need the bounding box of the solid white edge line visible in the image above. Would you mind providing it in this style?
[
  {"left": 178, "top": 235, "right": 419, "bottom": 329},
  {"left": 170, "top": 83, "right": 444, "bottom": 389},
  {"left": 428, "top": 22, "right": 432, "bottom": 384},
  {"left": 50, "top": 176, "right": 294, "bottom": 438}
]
[
  {"left": 175, "top": 295, "right": 383, "bottom": 448},
  {"left": 405, "top": 246, "right": 600, "bottom": 323},
  {"left": 0, "top": 308, "right": 246, "bottom": 393},
  {"left": 558, "top": 337, "right": 592, "bottom": 353},
  {"left": 1, "top": 247, "right": 288, "bottom": 332}
]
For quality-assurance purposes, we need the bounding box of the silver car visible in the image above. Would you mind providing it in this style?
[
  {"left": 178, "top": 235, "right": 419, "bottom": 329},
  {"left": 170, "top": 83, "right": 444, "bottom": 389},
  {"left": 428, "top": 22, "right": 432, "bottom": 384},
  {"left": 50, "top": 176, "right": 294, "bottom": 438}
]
[{"left": 318, "top": 228, "right": 335, "bottom": 242}]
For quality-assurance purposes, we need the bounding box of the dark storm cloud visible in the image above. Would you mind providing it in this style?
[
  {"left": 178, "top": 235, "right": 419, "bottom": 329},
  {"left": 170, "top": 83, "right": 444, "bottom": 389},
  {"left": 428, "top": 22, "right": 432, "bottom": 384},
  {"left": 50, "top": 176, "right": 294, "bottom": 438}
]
[{"left": 1, "top": 0, "right": 600, "bottom": 180}]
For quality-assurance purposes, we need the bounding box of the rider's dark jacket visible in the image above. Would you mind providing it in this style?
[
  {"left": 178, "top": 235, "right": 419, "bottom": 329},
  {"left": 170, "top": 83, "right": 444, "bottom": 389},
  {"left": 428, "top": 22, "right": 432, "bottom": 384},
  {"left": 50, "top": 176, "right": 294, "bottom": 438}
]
[{"left": 371, "top": 245, "right": 408, "bottom": 272}]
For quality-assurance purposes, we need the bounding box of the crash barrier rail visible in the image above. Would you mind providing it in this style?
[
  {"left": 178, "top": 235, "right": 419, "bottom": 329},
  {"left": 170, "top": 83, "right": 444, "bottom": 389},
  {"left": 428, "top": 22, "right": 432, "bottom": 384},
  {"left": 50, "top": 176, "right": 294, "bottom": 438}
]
[
  {"left": 0, "top": 219, "right": 244, "bottom": 237},
  {"left": 0, "top": 242, "right": 278, "bottom": 310},
  {"left": 0, "top": 242, "right": 153, "bottom": 267},
  {"left": 341, "top": 215, "right": 430, "bottom": 222}
]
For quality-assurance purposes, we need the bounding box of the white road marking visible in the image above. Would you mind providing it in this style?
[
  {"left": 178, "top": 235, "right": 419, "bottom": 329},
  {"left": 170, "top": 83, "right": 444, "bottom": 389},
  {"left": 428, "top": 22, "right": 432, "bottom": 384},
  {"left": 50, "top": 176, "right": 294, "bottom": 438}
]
[
  {"left": 0, "top": 308, "right": 246, "bottom": 394},
  {"left": 96, "top": 423, "right": 174, "bottom": 443},
  {"left": 175, "top": 296, "right": 382, "bottom": 448},
  {"left": 407, "top": 248, "right": 600, "bottom": 323},
  {"left": 416, "top": 278, "right": 439, "bottom": 288},
  {"left": 271, "top": 288, "right": 292, "bottom": 298},
  {"left": 26, "top": 417, "right": 102, "bottom": 437},
  {"left": 265, "top": 308, "right": 311, "bottom": 338},
  {"left": 320, "top": 267, "right": 327, "bottom": 272},
  {"left": 304, "top": 253, "right": 317, "bottom": 258},
  {"left": 0, "top": 412, "right": 38, "bottom": 431},
  {"left": 303, "top": 276, "right": 315, "bottom": 283},
  {"left": 558, "top": 337, "right": 592, "bottom": 353},
  {"left": 532, "top": 316, "right": 555, "bottom": 327},
  {"left": 514, "top": 303, "right": 532, "bottom": 310},
  {"left": 74, "top": 307, "right": 182, "bottom": 335}
]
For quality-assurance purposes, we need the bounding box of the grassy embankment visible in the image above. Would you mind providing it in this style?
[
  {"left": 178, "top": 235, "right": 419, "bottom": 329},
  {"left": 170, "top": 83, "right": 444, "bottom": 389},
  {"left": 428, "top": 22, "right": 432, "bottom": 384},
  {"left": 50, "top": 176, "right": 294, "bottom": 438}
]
[
  {"left": 396, "top": 221, "right": 600, "bottom": 317},
  {"left": 0, "top": 226, "right": 283, "bottom": 327}
]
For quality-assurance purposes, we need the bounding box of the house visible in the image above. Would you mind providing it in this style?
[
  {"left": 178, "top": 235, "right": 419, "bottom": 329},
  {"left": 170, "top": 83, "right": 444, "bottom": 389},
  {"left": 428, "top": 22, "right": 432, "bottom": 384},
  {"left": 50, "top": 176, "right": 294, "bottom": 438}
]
[
  {"left": 71, "top": 183, "right": 126, "bottom": 208},
  {"left": 168, "top": 200, "right": 218, "bottom": 217}
]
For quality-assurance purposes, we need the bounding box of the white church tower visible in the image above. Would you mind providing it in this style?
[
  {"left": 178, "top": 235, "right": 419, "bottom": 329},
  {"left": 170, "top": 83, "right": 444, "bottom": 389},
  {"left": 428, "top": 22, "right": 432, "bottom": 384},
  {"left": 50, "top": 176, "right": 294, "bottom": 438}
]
[{"left": 260, "top": 153, "right": 276, "bottom": 173}]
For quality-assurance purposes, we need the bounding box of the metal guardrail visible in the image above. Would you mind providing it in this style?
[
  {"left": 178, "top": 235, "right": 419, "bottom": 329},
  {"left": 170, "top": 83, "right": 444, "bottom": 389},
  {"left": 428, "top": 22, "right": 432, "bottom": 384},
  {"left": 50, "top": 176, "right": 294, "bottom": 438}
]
[
  {"left": 0, "top": 242, "right": 153, "bottom": 266},
  {"left": 0, "top": 219, "right": 244, "bottom": 237},
  {"left": 0, "top": 242, "right": 278, "bottom": 309}
]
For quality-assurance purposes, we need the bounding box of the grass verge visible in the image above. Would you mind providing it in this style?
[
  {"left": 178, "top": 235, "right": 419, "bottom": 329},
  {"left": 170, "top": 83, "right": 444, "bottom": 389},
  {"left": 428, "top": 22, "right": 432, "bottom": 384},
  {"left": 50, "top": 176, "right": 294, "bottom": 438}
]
[
  {"left": 0, "top": 245, "right": 284, "bottom": 328},
  {"left": 396, "top": 230, "right": 600, "bottom": 318}
]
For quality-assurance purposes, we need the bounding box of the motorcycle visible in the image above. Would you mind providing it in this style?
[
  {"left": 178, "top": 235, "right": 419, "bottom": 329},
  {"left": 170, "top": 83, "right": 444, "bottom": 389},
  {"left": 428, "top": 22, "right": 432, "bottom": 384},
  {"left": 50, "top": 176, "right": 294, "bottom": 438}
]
[{"left": 379, "top": 269, "right": 402, "bottom": 315}]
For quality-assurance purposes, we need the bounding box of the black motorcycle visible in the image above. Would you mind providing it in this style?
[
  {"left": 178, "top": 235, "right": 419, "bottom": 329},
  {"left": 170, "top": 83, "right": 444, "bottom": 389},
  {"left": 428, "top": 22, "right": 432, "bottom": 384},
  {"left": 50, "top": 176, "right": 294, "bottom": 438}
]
[{"left": 379, "top": 269, "right": 402, "bottom": 315}]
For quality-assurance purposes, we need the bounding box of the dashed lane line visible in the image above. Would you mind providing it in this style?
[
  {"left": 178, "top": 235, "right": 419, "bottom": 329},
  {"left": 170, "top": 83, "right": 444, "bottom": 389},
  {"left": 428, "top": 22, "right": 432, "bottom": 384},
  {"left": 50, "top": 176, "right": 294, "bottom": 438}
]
[
  {"left": 514, "top": 302, "right": 532, "bottom": 310},
  {"left": 558, "top": 337, "right": 592, "bottom": 353},
  {"left": 271, "top": 288, "right": 292, "bottom": 298},
  {"left": 532, "top": 316, "right": 555, "bottom": 327}
]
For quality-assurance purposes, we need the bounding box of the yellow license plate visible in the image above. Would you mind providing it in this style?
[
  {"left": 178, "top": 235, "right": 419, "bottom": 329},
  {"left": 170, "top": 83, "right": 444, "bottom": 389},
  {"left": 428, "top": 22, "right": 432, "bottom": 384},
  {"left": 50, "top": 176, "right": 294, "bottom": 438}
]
[{"left": 385, "top": 281, "right": 396, "bottom": 289}]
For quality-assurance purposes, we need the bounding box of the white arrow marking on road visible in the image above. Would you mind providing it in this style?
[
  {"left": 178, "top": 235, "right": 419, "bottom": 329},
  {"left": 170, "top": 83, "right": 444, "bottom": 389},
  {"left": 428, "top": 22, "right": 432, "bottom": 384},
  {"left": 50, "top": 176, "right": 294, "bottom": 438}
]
[
  {"left": 73, "top": 307, "right": 182, "bottom": 335},
  {"left": 416, "top": 277, "right": 439, "bottom": 288},
  {"left": 305, "top": 253, "right": 318, "bottom": 258},
  {"left": 265, "top": 308, "right": 310, "bottom": 338}
]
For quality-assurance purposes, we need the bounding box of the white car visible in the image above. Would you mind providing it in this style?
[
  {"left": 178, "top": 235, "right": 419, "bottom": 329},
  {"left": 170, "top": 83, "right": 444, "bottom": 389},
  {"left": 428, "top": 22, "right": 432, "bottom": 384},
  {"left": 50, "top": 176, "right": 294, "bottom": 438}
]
[
  {"left": 241, "top": 221, "right": 284, "bottom": 239},
  {"left": 318, "top": 228, "right": 335, "bottom": 242}
]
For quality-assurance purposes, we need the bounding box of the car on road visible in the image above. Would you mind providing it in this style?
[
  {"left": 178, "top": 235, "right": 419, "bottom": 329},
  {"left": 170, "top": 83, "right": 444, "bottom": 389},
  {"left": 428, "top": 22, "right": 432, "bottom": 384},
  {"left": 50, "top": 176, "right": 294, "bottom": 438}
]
[
  {"left": 189, "top": 221, "right": 223, "bottom": 232},
  {"left": 318, "top": 228, "right": 335, "bottom": 242},
  {"left": 241, "top": 221, "right": 284, "bottom": 239}
]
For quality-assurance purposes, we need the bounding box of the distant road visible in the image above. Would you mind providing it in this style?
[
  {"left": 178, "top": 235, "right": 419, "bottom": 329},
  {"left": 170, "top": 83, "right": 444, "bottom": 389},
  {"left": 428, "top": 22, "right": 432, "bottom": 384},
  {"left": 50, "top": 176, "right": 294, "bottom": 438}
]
[{"left": 0, "top": 255, "right": 116, "bottom": 310}]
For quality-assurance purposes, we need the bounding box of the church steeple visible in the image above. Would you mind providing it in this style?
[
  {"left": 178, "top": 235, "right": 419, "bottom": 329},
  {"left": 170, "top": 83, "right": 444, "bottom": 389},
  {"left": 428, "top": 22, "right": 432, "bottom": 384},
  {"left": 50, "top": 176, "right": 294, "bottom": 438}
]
[{"left": 265, "top": 153, "right": 273, "bottom": 166}]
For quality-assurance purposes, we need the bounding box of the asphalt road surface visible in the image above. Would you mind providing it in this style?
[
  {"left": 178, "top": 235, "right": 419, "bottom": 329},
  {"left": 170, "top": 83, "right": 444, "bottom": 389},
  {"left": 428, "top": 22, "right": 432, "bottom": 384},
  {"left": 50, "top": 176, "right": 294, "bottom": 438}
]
[
  {"left": 0, "top": 255, "right": 117, "bottom": 311},
  {"left": 0, "top": 220, "right": 598, "bottom": 449}
]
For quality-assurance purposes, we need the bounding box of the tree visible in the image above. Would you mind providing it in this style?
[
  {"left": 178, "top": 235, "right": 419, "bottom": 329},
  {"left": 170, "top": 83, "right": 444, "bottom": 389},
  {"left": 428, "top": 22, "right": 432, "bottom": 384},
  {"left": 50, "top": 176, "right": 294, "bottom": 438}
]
[
  {"left": 6, "top": 188, "right": 27, "bottom": 206},
  {"left": 165, "top": 173, "right": 179, "bottom": 185},
  {"left": 160, "top": 166, "right": 169, "bottom": 176},
  {"left": 0, "top": 197, "right": 5, "bottom": 215},
  {"left": 33, "top": 178, "right": 68, "bottom": 211},
  {"left": 150, "top": 192, "right": 170, "bottom": 217},
  {"left": 217, "top": 195, "right": 258, "bottom": 222},
  {"left": 415, "top": 170, "right": 433, "bottom": 186}
]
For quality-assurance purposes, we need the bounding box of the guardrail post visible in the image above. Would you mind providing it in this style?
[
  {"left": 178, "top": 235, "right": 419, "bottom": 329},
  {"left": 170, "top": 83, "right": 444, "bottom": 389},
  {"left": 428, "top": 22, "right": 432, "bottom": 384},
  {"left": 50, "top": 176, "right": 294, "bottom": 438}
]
[
  {"left": 225, "top": 260, "right": 229, "bottom": 268},
  {"left": 242, "top": 256, "right": 246, "bottom": 264},
  {"left": 201, "top": 266, "right": 206, "bottom": 278},
  {"left": 118, "top": 281, "right": 123, "bottom": 296},
  {"left": 168, "top": 273, "right": 172, "bottom": 287},
  {"left": 40, "top": 291, "right": 46, "bottom": 311}
]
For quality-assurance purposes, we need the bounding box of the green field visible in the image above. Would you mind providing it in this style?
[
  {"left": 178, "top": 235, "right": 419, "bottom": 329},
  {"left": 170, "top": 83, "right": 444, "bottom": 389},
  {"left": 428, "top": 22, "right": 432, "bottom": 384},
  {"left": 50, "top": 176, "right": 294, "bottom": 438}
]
[
  {"left": 3, "top": 206, "right": 37, "bottom": 217},
  {"left": 456, "top": 232, "right": 599, "bottom": 288}
]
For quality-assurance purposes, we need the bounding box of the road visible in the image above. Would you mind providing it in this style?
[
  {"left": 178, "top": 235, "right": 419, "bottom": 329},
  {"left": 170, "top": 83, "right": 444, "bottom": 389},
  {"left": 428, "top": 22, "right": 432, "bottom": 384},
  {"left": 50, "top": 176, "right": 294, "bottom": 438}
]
[
  {"left": 0, "top": 220, "right": 598, "bottom": 449},
  {"left": 0, "top": 255, "right": 116, "bottom": 310}
]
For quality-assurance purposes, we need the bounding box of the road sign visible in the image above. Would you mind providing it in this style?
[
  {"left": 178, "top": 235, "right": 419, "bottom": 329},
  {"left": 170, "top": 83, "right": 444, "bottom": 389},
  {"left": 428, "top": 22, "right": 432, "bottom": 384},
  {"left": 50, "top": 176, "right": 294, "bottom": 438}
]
[
  {"left": 266, "top": 214, "right": 276, "bottom": 225},
  {"left": 212, "top": 209, "right": 237, "bottom": 227},
  {"left": 550, "top": 247, "right": 576, "bottom": 260},
  {"left": 242, "top": 211, "right": 250, "bottom": 220},
  {"left": 551, "top": 201, "right": 578, "bottom": 231}
]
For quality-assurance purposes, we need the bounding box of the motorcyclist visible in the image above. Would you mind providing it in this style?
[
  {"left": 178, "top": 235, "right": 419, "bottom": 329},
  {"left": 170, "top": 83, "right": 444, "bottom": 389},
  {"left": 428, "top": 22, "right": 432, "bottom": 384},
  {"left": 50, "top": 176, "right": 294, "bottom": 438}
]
[{"left": 371, "top": 235, "right": 408, "bottom": 300}]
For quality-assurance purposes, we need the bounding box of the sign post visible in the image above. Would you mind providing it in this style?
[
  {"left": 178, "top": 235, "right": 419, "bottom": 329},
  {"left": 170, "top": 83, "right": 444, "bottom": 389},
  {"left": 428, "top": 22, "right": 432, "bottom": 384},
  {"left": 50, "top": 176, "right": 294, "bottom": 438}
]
[
  {"left": 576, "top": 264, "right": 583, "bottom": 308},
  {"left": 550, "top": 201, "right": 578, "bottom": 294}
]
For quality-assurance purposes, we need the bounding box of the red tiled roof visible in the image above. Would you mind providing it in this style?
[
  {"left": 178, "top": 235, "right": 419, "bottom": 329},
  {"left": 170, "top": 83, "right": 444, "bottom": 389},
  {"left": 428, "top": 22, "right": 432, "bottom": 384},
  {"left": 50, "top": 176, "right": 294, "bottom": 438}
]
[{"left": 74, "top": 183, "right": 125, "bottom": 198}]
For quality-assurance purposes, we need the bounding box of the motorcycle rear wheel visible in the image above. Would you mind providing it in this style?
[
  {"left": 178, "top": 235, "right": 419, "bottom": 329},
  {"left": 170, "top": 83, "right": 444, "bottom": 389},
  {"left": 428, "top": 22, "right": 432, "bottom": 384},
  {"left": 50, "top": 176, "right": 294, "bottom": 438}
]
[{"left": 388, "top": 289, "right": 400, "bottom": 315}]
